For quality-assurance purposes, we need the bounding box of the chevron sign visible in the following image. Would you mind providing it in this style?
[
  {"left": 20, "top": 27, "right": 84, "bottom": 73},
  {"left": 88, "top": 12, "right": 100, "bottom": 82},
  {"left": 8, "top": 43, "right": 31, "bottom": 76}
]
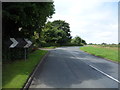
[{"left": 5, "top": 38, "right": 32, "bottom": 48}]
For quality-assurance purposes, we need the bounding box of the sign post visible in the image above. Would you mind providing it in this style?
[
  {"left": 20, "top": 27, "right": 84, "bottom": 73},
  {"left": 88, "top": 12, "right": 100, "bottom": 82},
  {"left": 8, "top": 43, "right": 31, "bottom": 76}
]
[
  {"left": 24, "top": 38, "right": 32, "bottom": 61},
  {"left": 5, "top": 38, "right": 32, "bottom": 61},
  {"left": 25, "top": 48, "right": 27, "bottom": 61}
]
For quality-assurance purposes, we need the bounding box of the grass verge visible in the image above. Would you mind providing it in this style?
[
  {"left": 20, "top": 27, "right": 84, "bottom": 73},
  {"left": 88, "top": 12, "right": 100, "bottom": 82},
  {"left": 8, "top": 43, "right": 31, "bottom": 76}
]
[
  {"left": 3, "top": 50, "right": 48, "bottom": 89},
  {"left": 80, "top": 46, "right": 119, "bottom": 62},
  {"left": 42, "top": 46, "right": 57, "bottom": 49}
]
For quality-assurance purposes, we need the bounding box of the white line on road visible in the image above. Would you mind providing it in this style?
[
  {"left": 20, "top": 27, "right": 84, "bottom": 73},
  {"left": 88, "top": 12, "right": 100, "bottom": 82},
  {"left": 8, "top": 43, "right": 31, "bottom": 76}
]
[
  {"left": 70, "top": 52, "right": 120, "bottom": 84},
  {"left": 89, "top": 64, "right": 120, "bottom": 83}
]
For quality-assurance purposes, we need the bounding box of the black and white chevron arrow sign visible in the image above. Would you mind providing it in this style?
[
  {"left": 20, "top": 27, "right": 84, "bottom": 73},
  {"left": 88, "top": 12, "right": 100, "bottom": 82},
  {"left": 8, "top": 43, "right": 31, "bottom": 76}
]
[
  {"left": 5, "top": 38, "right": 32, "bottom": 48},
  {"left": 24, "top": 39, "right": 32, "bottom": 48},
  {"left": 10, "top": 38, "right": 19, "bottom": 48}
]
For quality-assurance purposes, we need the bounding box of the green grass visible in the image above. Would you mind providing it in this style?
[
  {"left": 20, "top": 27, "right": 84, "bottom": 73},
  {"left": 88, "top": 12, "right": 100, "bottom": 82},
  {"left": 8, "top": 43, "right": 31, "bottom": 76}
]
[
  {"left": 80, "top": 46, "right": 119, "bottom": 62},
  {"left": 3, "top": 50, "right": 48, "bottom": 89},
  {"left": 42, "top": 46, "right": 57, "bottom": 49}
]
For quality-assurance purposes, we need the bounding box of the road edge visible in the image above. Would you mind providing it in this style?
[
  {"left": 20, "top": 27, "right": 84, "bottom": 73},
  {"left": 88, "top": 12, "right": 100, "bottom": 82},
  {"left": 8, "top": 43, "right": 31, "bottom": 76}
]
[
  {"left": 80, "top": 49, "right": 119, "bottom": 64},
  {"left": 22, "top": 51, "right": 50, "bottom": 90}
]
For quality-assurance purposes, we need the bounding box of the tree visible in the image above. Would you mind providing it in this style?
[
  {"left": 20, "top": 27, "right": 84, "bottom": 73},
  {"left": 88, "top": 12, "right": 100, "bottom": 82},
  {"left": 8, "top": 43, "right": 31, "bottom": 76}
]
[
  {"left": 71, "top": 36, "right": 87, "bottom": 45},
  {"left": 101, "top": 43, "right": 107, "bottom": 45},
  {"left": 2, "top": 2, "right": 55, "bottom": 61},
  {"left": 2, "top": 2, "right": 55, "bottom": 39},
  {"left": 81, "top": 39, "right": 87, "bottom": 45},
  {"left": 52, "top": 20, "right": 72, "bottom": 42},
  {"left": 71, "top": 36, "right": 82, "bottom": 45},
  {"left": 42, "top": 20, "right": 72, "bottom": 46},
  {"left": 54, "top": 29, "right": 67, "bottom": 45}
]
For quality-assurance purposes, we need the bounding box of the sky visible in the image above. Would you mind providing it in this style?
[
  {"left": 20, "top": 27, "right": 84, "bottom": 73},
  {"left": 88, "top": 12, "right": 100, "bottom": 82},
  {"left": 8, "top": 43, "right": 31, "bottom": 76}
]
[{"left": 48, "top": 0, "right": 118, "bottom": 44}]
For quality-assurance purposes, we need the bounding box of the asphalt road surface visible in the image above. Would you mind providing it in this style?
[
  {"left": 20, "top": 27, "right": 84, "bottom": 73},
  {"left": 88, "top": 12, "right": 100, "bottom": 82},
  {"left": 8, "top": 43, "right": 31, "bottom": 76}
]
[{"left": 29, "top": 46, "right": 119, "bottom": 88}]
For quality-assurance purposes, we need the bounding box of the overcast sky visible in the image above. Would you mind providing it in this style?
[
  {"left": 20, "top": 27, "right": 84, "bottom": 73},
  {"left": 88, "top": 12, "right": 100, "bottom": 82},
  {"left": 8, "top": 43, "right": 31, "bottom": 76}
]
[{"left": 48, "top": 0, "right": 118, "bottom": 44}]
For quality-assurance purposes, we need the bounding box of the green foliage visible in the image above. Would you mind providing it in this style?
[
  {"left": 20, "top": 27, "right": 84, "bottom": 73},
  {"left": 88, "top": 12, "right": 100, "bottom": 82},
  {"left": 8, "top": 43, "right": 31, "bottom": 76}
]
[
  {"left": 2, "top": 2, "right": 55, "bottom": 61},
  {"left": 3, "top": 48, "right": 26, "bottom": 62},
  {"left": 52, "top": 20, "right": 72, "bottom": 41},
  {"left": 2, "top": 2, "right": 55, "bottom": 39},
  {"left": 71, "top": 36, "right": 82, "bottom": 45},
  {"left": 82, "top": 39, "right": 87, "bottom": 45},
  {"left": 71, "top": 36, "right": 87, "bottom": 46},
  {"left": 3, "top": 50, "right": 48, "bottom": 88},
  {"left": 101, "top": 43, "right": 107, "bottom": 45},
  {"left": 42, "top": 20, "right": 72, "bottom": 46},
  {"left": 98, "top": 44, "right": 118, "bottom": 47}
]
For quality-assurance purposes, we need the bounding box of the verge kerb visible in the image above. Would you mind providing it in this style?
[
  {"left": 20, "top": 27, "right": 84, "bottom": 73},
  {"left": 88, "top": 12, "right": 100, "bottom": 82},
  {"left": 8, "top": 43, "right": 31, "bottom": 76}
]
[{"left": 22, "top": 51, "right": 50, "bottom": 90}]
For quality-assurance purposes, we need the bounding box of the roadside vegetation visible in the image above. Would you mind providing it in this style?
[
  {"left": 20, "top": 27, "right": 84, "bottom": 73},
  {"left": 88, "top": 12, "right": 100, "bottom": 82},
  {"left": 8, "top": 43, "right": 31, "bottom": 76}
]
[
  {"left": 2, "top": 2, "right": 87, "bottom": 89},
  {"left": 3, "top": 2, "right": 55, "bottom": 61},
  {"left": 41, "top": 20, "right": 87, "bottom": 47},
  {"left": 80, "top": 44, "right": 119, "bottom": 62},
  {"left": 3, "top": 50, "right": 48, "bottom": 88},
  {"left": 41, "top": 46, "right": 57, "bottom": 49},
  {"left": 2, "top": 2, "right": 87, "bottom": 62}
]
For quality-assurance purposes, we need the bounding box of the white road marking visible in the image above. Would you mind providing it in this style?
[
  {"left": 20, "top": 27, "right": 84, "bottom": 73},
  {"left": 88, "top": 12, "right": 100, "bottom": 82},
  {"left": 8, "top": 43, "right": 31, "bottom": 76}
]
[
  {"left": 70, "top": 52, "right": 120, "bottom": 84},
  {"left": 89, "top": 64, "right": 120, "bottom": 83}
]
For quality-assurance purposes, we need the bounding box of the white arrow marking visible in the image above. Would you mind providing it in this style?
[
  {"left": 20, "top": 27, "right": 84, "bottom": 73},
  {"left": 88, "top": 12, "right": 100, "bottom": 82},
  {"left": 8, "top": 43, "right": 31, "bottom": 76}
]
[
  {"left": 24, "top": 39, "right": 32, "bottom": 48},
  {"left": 10, "top": 38, "right": 18, "bottom": 48}
]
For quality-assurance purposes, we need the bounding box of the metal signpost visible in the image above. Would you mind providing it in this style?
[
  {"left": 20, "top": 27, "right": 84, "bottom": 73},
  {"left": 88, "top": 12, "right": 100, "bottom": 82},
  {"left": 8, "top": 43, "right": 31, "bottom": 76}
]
[
  {"left": 24, "top": 39, "right": 32, "bottom": 61},
  {"left": 5, "top": 38, "right": 32, "bottom": 61}
]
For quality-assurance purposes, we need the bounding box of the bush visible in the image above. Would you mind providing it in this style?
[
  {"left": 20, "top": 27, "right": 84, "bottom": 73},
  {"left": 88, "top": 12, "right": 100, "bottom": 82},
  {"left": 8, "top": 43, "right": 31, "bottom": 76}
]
[
  {"left": 3, "top": 46, "right": 34, "bottom": 62},
  {"left": 2, "top": 48, "right": 26, "bottom": 62}
]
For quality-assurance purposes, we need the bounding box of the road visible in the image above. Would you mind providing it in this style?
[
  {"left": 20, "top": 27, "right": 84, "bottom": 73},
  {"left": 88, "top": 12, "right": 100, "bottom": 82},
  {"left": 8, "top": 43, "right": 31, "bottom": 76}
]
[{"left": 29, "top": 46, "right": 119, "bottom": 88}]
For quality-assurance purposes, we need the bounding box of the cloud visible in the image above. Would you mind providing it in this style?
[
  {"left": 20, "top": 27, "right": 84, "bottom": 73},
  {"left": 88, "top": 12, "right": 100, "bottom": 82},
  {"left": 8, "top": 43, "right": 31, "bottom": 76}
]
[{"left": 48, "top": 0, "right": 118, "bottom": 44}]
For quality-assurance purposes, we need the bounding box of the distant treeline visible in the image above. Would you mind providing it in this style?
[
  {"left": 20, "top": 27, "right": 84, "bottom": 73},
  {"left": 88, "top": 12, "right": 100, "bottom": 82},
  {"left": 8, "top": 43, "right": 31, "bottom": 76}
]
[
  {"left": 40, "top": 20, "right": 87, "bottom": 47},
  {"left": 88, "top": 43, "right": 119, "bottom": 47}
]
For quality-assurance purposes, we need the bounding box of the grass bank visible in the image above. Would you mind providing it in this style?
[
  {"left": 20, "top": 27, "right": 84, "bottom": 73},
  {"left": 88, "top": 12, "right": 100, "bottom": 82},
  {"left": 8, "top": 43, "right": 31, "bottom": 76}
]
[
  {"left": 42, "top": 46, "right": 57, "bottom": 49},
  {"left": 80, "top": 46, "right": 118, "bottom": 62},
  {"left": 3, "top": 50, "right": 48, "bottom": 89}
]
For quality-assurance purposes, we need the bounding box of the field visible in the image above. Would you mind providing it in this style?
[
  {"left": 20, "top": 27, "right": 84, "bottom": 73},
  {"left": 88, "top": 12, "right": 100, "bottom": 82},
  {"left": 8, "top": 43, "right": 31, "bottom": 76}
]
[
  {"left": 3, "top": 50, "right": 48, "bottom": 88},
  {"left": 80, "top": 45, "right": 119, "bottom": 62}
]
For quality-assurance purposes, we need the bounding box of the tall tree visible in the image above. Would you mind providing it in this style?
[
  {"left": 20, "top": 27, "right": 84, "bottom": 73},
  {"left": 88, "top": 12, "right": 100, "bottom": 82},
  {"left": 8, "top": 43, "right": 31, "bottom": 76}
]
[
  {"left": 71, "top": 36, "right": 87, "bottom": 45},
  {"left": 71, "top": 36, "right": 82, "bottom": 45},
  {"left": 81, "top": 39, "right": 87, "bottom": 45},
  {"left": 2, "top": 2, "right": 55, "bottom": 39},
  {"left": 42, "top": 20, "right": 72, "bottom": 46},
  {"left": 2, "top": 2, "right": 55, "bottom": 61},
  {"left": 52, "top": 20, "right": 72, "bottom": 42}
]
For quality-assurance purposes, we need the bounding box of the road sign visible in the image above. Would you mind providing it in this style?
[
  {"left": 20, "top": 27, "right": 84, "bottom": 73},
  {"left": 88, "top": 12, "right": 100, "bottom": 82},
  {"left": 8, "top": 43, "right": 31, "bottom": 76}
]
[
  {"left": 10, "top": 38, "right": 18, "bottom": 48},
  {"left": 5, "top": 38, "right": 32, "bottom": 48},
  {"left": 24, "top": 39, "right": 32, "bottom": 48}
]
